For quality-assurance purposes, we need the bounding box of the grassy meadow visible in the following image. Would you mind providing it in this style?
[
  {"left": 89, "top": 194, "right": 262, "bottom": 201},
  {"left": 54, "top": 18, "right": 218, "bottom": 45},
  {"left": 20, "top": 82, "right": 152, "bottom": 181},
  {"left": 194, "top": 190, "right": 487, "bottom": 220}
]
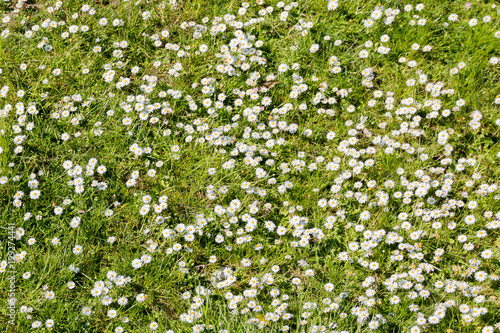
[{"left": 1, "top": 0, "right": 500, "bottom": 332}]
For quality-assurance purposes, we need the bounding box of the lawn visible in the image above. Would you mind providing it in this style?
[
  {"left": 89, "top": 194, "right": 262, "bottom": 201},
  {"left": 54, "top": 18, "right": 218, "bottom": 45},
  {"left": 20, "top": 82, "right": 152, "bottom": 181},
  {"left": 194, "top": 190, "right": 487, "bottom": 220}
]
[{"left": 1, "top": 0, "right": 500, "bottom": 332}]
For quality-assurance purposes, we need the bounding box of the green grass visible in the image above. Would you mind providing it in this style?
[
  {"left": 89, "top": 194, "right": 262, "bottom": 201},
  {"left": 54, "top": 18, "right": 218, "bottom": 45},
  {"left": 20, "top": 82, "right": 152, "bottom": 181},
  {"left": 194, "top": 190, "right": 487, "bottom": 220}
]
[{"left": 1, "top": 0, "right": 500, "bottom": 332}]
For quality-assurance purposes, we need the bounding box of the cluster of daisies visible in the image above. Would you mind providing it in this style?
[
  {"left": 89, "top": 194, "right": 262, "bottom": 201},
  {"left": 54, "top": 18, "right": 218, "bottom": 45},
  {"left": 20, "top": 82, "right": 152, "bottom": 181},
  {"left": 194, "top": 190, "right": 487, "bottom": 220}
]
[{"left": 1, "top": 0, "right": 500, "bottom": 332}]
